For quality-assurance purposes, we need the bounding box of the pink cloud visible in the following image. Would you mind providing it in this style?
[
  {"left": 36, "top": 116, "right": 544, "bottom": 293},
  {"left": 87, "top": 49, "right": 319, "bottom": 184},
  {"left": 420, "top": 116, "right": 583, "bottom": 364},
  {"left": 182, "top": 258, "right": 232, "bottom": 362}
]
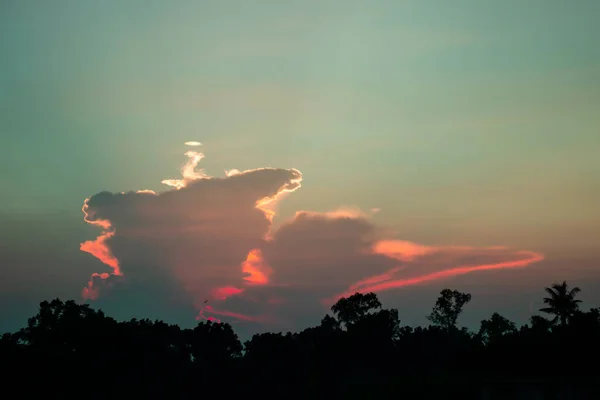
[{"left": 326, "top": 243, "right": 544, "bottom": 305}]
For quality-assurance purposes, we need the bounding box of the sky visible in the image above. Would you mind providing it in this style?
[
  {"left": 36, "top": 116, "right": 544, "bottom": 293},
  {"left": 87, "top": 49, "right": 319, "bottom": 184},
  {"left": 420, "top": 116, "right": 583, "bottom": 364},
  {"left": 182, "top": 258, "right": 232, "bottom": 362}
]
[{"left": 1, "top": 0, "right": 599, "bottom": 337}]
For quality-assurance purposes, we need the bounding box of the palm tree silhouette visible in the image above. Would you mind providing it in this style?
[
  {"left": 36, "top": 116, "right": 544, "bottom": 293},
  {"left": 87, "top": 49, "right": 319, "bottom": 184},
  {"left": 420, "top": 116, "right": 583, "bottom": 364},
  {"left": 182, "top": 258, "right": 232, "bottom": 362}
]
[{"left": 539, "top": 281, "right": 582, "bottom": 326}]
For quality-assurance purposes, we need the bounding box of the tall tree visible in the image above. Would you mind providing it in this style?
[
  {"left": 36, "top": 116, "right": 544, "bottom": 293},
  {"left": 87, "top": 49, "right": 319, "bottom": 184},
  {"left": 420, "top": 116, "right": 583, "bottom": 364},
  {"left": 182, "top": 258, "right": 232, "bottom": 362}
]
[
  {"left": 21, "top": 298, "right": 115, "bottom": 352},
  {"left": 528, "top": 315, "right": 554, "bottom": 333},
  {"left": 188, "top": 320, "right": 243, "bottom": 366},
  {"left": 539, "top": 281, "right": 582, "bottom": 326},
  {"left": 427, "top": 289, "right": 472, "bottom": 331},
  {"left": 478, "top": 312, "right": 517, "bottom": 345},
  {"left": 330, "top": 292, "right": 382, "bottom": 328}
]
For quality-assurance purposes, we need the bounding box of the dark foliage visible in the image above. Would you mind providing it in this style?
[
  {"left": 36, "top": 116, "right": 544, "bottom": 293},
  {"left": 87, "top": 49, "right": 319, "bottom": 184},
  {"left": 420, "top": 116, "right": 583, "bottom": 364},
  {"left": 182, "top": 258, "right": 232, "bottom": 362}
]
[{"left": 1, "top": 283, "right": 599, "bottom": 399}]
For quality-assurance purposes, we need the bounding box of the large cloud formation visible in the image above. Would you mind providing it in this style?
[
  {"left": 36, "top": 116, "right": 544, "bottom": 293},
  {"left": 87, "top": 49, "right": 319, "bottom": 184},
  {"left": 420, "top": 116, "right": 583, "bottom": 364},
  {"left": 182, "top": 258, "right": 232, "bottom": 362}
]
[{"left": 80, "top": 143, "right": 544, "bottom": 328}]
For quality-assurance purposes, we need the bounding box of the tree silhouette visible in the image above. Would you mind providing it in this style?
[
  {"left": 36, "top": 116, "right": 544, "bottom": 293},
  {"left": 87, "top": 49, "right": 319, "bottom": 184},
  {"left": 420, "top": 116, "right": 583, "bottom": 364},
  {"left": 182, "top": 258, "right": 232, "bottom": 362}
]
[
  {"left": 319, "top": 314, "right": 341, "bottom": 331},
  {"left": 330, "top": 292, "right": 382, "bottom": 328},
  {"left": 188, "top": 319, "right": 242, "bottom": 366},
  {"left": 2, "top": 286, "right": 600, "bottom": 399},
  {"left": 539, "top": 281, "right": 582, "bottom": 326},
  {"left": 20, "top": 298, "right": 116, "bottom": 353},
  {"left": 528, "top": 314, "right": 554, "bottom": 332},
  {"left": 478, "top": 312, "right": 517, "bottom": 345},
  {"left": 427, "top": 288, "right": 472, "bottom": 331}
]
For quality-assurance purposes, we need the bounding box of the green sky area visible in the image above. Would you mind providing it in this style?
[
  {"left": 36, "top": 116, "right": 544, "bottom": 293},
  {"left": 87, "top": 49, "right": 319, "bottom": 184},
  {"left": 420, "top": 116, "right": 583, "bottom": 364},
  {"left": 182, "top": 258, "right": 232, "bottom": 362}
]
[{"left": 1, "top": 1, "right": 599, "bottom": 333}]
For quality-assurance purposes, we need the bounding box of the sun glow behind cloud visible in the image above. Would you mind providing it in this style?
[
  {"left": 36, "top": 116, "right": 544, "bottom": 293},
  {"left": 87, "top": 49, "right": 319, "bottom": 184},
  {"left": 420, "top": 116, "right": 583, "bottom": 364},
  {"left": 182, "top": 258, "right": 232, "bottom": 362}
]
[{"left": 79, "top": 142, "right": 544, "bottom": 326}]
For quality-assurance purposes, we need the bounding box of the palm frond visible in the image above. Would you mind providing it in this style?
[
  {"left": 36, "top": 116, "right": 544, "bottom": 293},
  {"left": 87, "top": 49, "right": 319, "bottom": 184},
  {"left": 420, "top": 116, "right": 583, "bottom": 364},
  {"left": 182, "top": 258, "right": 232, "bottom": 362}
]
[
  {"left": 553, "top": 283, "right": 568, "bottom": 295},
  {"left": 542, "top": 297, "right": 554, "bottom": 305}
]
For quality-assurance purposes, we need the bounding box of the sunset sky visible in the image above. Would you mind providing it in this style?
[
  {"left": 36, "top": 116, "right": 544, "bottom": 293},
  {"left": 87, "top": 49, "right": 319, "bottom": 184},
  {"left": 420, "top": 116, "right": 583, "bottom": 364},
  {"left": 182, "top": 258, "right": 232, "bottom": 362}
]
[{"left": 1, "top": 1, "right": 599, "bottom": 336}]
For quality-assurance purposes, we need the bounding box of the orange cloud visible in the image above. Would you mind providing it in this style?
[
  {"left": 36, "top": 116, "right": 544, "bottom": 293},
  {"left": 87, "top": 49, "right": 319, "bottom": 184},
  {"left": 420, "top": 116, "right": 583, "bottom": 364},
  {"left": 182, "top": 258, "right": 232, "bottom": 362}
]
[
  {"left": 80, "top": 232, "right": 119, "bottom": 274},
  {"left": 80, "top": 198, "right": 122, "bottom": 299},
  {"left": 212, "top": 286, "right": 244, "bottom": 300},
  {"left": 242, "top": 249, "right": 271, "bottom": 285},
  {"left": 372, "top": 240, "right": 435, "bottom": 261},
  {"left": 81, "top": 272, "right": 109, "bottom": 301},
  {"left": 79, "top": 143, "right": 544, "bottom": 330},
  {"left": 80, "top": 143, "right": 302, "bottom": 323},
  {"left": 326, "top": 242, "right": 544, "bottom": 305}
]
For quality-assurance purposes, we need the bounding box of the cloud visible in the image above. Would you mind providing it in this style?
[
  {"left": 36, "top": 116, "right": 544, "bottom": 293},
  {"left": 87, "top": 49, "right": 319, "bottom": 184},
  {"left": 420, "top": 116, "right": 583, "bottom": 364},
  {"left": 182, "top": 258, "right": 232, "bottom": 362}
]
[
  {"left": 327, "top": 243, "right": 544, "bottom": 305},
  {"left": 80, "top": 143, "right": 302, "bottom": 321},
  {"left": 79, "top": 143, "right": 544, "bottom": 329}
]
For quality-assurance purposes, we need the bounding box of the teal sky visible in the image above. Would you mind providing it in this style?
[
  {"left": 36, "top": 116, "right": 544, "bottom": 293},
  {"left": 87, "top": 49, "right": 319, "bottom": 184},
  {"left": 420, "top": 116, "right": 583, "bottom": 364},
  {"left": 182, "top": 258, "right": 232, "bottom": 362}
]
[{"left": 1, "top": 1, "right": 599, "bottom": 333}]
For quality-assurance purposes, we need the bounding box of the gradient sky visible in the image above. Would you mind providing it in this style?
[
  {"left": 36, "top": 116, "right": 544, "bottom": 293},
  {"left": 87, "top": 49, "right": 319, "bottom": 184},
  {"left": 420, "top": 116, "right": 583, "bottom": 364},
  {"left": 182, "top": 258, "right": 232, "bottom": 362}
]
[{"left": 1, "top": 1, "right": 599, "bottom": 337}]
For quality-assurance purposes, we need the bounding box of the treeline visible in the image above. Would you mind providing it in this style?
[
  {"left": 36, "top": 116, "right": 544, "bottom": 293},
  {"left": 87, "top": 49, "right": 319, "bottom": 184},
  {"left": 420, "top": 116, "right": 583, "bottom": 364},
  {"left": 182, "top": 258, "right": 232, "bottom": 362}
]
[{"left": 1, "top": 281, "right": 599, "bottom": 399}]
